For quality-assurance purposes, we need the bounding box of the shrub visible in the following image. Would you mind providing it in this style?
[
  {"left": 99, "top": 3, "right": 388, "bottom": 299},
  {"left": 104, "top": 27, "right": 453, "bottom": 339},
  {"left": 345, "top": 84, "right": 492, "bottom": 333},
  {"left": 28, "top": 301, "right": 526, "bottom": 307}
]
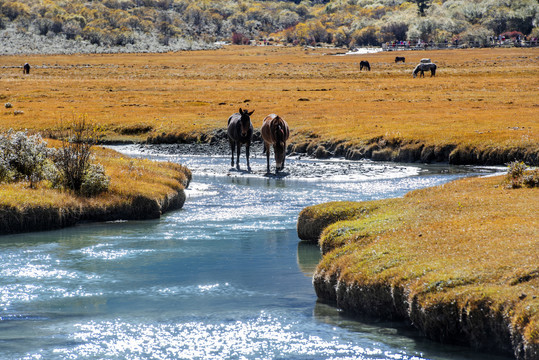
[
  {"left": 0, "top": 143, "right": 14, "bottom": 182},
  {"left": 523, "top": 169, "right": 539, "bottom": 188},
  {"left": 505, "top": 161, "right": 538, "bottom": 188},
  {"left": 80, "top": 163, "right": 110, "bottom": 196},
  {"left": 0, "top": 122, "right": 110, "bottom": 196},
  {"left": 0, "top": 130, "right": 52, "bottom": 187},
  {"left": 54, "top": 117, "right": 98, "bottom": 194}
]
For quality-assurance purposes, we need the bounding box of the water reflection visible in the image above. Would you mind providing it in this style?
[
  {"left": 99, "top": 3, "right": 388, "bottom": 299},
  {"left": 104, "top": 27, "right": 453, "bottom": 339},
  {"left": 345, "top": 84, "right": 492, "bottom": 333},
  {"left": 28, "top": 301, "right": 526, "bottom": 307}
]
[
  {"left": 313, "top": 302, "right": 511, "bottom": 360},
  {"left": 297, "top": 241, "right": 322, "bottom": 277}
]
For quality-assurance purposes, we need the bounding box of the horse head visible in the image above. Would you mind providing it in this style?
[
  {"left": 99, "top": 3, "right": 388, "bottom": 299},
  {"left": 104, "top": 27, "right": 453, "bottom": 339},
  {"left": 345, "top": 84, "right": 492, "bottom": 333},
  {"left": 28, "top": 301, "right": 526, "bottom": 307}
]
[
  {"left": 238, "top": 108, "right": 254, "bottom": 137},
  {"left": 274, "top": 126, "right": 286, "bottom": 171},
  {"left": 412, "top": 64, "right": 421, "bottom": 78},
  {"left": 272, "top": 117, "right": 289, "bottom": 171}
]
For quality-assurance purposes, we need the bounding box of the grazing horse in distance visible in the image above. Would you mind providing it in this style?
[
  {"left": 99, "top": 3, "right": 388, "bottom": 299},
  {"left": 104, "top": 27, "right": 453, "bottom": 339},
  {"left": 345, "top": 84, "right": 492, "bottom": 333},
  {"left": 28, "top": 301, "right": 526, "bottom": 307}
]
[
  {"left": 413, "top": 63, "right": 437, "bottom": 78},
  {"left": 227, "top": 108, "right": 254, "bottom": 171},
  {"left": 261, "top": 114, "right": 290, "bottom": 174},
  {"left": 359, "top": 60, "right": 370, "bottom": 71},
  {"left": 23, "top": 63, "right": 30, "bottom": 74},
  {"left": 395, "top": 56, "right": 405, "bottom": 63}
]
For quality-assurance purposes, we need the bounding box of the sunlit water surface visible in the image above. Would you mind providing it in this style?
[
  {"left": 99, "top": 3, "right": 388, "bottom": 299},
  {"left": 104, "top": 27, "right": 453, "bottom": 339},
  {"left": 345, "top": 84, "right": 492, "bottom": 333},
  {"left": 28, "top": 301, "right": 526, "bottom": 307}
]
[{"left": 0, "top": 145, "right": 509, "bottom": 360}]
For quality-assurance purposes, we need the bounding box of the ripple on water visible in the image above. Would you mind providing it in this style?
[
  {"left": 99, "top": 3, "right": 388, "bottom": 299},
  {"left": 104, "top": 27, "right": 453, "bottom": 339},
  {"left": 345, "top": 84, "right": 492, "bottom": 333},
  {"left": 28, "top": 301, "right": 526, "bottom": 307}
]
[
  {"left": 47, "top": 313, "right": 425, "bottom": 360},
  {"left": 79, "top": 243, "right": 155, "bottom": 260}
]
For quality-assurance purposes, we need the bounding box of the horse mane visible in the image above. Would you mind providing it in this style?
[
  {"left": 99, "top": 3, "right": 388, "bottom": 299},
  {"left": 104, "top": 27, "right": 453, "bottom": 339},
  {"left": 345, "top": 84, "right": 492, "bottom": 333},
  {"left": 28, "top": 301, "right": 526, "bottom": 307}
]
[{"left": 266, "top": 115, "right": 286, "bottom": 147}]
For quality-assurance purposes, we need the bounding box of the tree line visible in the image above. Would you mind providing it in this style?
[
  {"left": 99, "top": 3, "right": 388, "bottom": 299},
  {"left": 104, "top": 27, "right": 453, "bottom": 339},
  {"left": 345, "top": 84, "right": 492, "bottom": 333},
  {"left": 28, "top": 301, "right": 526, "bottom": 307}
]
[{"left": 0, "top": 0, "right": 537, "bottom": 50}]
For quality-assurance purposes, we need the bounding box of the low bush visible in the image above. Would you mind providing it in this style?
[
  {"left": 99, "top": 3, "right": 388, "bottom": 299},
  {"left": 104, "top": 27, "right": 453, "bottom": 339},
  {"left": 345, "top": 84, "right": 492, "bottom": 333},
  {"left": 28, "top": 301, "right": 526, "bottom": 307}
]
[
  {"left": 0, "top": 119, "right": 110, "bottom": 196},
  {"left": 505, "top": 161, "right": 539, "bottom": 188},
  {"left": 0, "top": 130, "right": 52, "bottom": 187},
  {"left": 80, "top": 163, "right": 110, "bottom": 196}
]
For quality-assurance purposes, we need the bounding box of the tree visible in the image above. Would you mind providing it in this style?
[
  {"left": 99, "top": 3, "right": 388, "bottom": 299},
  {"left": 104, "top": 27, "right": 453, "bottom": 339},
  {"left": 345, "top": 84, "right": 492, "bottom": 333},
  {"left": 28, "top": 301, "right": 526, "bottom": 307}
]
[{"left": 413, "top": 0, "right": 430, "bottom": 17}]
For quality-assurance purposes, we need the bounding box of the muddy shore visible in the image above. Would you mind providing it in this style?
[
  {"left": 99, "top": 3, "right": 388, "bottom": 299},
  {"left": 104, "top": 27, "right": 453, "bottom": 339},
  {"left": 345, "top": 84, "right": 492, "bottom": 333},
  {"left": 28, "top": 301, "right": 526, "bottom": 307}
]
[{"left": 142, "top": 129, "right": 539, "bottom": 166}]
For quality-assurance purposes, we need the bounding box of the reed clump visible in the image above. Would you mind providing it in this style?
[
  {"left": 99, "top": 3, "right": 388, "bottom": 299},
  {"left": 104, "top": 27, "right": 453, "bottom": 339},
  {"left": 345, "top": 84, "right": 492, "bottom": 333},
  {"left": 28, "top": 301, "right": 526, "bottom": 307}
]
[{"left": 299, "top": 174, "right": 538, "bottom": 359}]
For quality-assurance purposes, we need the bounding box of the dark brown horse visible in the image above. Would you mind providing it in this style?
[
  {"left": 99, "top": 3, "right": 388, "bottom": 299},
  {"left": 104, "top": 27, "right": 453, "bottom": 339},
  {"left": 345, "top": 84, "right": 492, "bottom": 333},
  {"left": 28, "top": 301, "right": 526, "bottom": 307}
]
[
  {"left": 359, "top": 60, "right": 370, "bottom": 71},
  {"left": 395, "top": 56, "right": 405, "bottom": 63},
  {"left": 413, "top": 63, "right": 437, "bottom": 78},
  {"left": 227, "top": 108, "right": 254, "bottom": 171},
  {"left": 261, "top": 114, "right": 290, "bottom": 174},
  {"left": 23, "top": 63, "right": 30, "bottom": 74}
]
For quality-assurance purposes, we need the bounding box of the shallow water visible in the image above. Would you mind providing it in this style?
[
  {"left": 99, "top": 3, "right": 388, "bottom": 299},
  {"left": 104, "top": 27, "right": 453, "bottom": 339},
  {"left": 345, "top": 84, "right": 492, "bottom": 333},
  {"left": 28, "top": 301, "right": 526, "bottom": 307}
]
[{"left": 0, "top": 146, "right": 509, "bottom": 360}]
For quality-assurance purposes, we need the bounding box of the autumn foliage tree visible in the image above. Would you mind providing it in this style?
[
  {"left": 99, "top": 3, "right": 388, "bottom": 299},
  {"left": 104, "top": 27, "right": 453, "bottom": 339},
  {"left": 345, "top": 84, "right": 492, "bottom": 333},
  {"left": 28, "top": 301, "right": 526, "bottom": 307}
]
[{"left": 0, "top": 0, "right": 537, "bottom": 50}]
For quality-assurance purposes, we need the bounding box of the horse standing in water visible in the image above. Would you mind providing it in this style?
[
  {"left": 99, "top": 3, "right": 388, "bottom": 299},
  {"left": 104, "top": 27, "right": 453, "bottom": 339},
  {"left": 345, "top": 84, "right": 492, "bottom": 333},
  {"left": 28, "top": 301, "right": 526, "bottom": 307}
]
[
  {"left": 412, "top": 63, "right": 437, "bottom": 78},
  {"left": 261, "top": 114, "right": 290, "bottom": 174},
  {"left": 227, "top": 108, "right": 254, "bottom": 171}
]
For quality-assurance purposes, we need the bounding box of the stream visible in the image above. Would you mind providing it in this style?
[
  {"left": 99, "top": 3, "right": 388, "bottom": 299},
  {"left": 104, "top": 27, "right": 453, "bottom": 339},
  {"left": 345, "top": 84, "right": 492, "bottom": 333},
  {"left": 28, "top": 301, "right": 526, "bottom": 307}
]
[{"left": 0, "top": 145, "right": 509, "bottom": 360}]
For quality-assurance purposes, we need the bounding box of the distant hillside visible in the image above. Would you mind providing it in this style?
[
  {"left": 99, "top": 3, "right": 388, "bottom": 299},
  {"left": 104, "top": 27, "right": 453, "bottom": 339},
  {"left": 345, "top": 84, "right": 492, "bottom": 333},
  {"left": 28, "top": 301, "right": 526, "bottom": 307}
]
[{"left": 0, "top": 0, "right": 537, "bottom": 54}]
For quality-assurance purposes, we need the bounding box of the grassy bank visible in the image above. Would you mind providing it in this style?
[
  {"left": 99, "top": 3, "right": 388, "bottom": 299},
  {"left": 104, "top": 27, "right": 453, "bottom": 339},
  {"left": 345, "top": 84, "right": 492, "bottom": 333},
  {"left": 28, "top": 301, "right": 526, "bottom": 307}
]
[
  {"left": 1, "top": 46, "right": 537, "bottom": 165},
  {"left": 297, "top": 174, "right": 538, "bottom": 359},
  {"left": 0, "top": 146, "right": 191, "bottom": 234}
]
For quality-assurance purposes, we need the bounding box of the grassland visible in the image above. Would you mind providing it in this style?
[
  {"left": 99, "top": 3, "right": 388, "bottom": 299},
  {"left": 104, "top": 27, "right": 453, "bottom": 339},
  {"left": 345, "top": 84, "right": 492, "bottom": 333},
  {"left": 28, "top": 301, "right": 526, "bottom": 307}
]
[
  {"left": 297, "top": 175, "right": 538, "bottom": 359},
  {"left": 1, "top": 46, "right": 537, "bottom": 164},
  {"left": 1, "top": 46, "right": 538, "bottom": 356},
  {"left": 0, "top": 145, "right": 191, "bottom": 234}
]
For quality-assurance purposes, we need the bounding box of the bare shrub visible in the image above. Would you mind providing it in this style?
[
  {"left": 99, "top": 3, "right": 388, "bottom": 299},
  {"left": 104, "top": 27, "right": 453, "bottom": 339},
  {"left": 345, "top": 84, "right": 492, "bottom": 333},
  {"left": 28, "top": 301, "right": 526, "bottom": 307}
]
[{"left": 54, "top": 116, "right": 107, "bottom": 194}]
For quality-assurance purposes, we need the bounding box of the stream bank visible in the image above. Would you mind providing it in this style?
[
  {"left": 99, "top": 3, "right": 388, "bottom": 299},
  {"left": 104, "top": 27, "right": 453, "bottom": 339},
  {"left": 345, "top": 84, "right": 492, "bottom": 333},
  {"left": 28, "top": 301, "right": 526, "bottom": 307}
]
[
  {"left": 296, "top": 175, "right": 538, "bottom": 360},
  {"left": 143, "top": 129, "right": 539, "bottom": 166}
]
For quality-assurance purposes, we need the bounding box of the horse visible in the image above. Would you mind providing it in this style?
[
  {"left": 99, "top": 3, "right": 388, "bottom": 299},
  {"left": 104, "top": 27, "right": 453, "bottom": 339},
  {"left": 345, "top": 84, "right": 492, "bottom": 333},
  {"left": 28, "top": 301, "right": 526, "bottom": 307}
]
[
  {"left": 395, "top": 56, "right": 405, "bottom": 63},
  {"left": 261, "top": 114, "right": 290, "bottom": 174},
  {"left": 413, "top": 63, "right": 437, "bottom": 78},
  {"left": 359, "top": 60, "right": 370, "bottom": 71},
  {"left": 227, "top": 108, "right": 254, "bottom": 171},
  {"left": 23, "top": 63, "right": 30, "bottom": 74}
]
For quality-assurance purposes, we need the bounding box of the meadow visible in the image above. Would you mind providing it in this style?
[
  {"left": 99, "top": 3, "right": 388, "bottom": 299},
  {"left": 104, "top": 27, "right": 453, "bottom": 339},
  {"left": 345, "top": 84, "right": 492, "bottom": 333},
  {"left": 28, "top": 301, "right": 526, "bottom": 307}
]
[{"left": 1, "top": 46, "right": 537, "bottom": 164}]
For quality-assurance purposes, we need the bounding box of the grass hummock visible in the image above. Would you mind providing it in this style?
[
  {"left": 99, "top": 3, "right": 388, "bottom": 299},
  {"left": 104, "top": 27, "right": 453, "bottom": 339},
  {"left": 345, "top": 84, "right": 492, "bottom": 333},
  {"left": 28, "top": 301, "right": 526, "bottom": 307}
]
[
  {"left": 0, "top": 146, "right": 191, "bottom": 234},
  {"left": 298, "top": 173, "right": 538, "bottom": 359}
]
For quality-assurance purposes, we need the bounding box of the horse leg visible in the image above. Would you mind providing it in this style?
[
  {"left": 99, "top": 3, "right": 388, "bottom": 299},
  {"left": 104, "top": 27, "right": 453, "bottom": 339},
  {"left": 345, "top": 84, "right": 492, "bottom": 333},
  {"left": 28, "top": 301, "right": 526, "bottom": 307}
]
[
  {"left": 246, "top": 142, "right": 251, "bottom": 171},
  {"left": 230, "top": 139, "right": 235, "bottom": 167},
  {"left": 265, "top": 143, "right": 271, "bottom": 174},
  {"left": 236, "top": 141, "right": 241, "bottom": 170}
]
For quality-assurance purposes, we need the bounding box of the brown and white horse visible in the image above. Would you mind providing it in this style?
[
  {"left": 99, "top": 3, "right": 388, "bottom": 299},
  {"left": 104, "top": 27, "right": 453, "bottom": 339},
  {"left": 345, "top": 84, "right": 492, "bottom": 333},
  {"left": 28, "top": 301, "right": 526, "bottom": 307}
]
[{"left": 261, "top": 114, "right": 290, "bottom": 174}]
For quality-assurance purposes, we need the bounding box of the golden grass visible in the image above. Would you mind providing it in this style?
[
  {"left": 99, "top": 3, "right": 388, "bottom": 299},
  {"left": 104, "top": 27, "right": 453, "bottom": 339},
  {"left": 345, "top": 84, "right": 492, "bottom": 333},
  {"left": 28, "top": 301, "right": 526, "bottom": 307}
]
[
  {"left": 0, "top": 145, "right": 191, "bottom": 231},
  {"left": 311, "top": 175, "right": 538, "bottom": 352},
  {"left": 1, "top": 47, "right": 537, "bottom": 154}
]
